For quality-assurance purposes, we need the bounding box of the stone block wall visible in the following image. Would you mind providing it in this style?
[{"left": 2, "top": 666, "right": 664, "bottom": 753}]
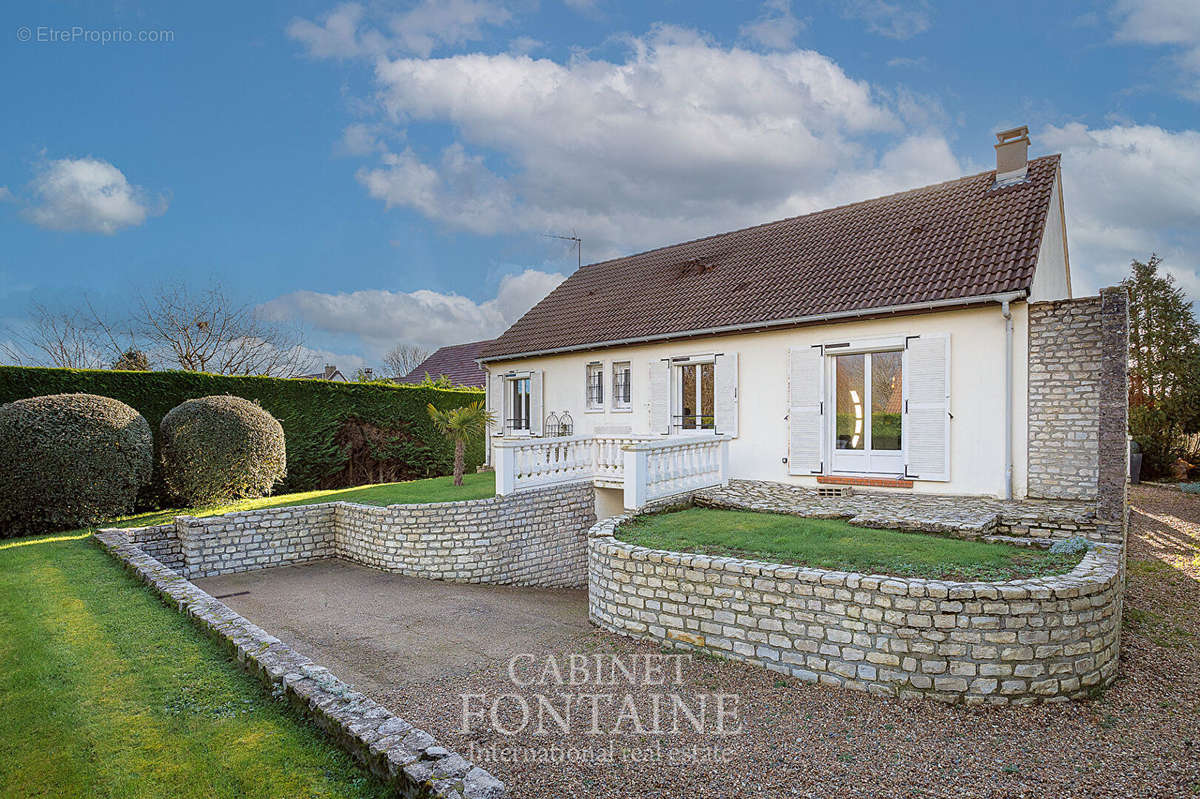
[
  {"left": 589, "top": 516, "right": 1123, "bottom": 705},
  {"left": 1028, "top": 288, "right": 1129, "bottom": 514},
  {"left": 112, "top": 482, "right": 595, "bottom": 588},
  {"left": 177, "top": 504, "right": 338, "bottom": 579},
  {"left": 336, "top": 482, "right": 594, "bottom": 587}
]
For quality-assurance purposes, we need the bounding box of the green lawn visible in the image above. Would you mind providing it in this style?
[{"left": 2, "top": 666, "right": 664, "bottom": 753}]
[
  {"left": 617, "top": 508, "right": 1082, "bottom": 581},
  {"left": 0, "top": 533, "right": 393, "bottom": 799},
  {"left": 111, "top": 470, "right": 496, "bottom": 528}
]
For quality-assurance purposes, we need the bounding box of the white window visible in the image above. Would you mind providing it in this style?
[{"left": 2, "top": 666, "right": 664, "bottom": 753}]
[
  {"left": 650, "top": 353, "right": 737, "bottom": 436},
  {"left": 786, "top": 335, "right": 949, "bottom": 481},
  {"left": 586, "top": 362, "right": 604, "bottom": 410},
  {"left": 612, "top": 361, "right": 632, "bottom": 410},
  {"left": 674, "top": 358, "right": 715, "bottom": 430},
  {"left": 508, "top": 376, "right": 532, "bottom": 431}
]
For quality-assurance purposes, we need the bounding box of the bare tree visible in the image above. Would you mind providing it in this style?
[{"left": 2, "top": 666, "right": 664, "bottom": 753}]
[
  {"left": 130, "top": 282, "right": 316, "bottom": 376},
  {"left": 4, "top": 303, "right": 109, "bottom": 369},
  {"left": 383, "top": 343, "right": 431, "bottom": 377}
]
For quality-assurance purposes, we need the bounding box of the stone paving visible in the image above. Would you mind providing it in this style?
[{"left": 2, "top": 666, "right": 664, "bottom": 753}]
[{"left": 696, "top": 480, "right": 1100, "bottom": 539}]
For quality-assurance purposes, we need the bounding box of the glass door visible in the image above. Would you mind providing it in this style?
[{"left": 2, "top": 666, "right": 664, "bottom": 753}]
[{"left": 831, "top": 350, "right": 903, "bottom": 475}]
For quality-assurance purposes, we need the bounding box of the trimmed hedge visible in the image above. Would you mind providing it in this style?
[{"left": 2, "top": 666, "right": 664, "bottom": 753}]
[
  {"left": 0, "top": 367, "right": 485, "bottom": 504},
  {"left": 0, "top": 393, "right": 153, "bottom": 536},
  {"left": 161, "top": 395, "right": 287, "bottom": 504}
]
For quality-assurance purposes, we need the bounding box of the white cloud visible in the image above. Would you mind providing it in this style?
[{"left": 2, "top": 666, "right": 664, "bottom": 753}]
[
  {"left": 1040, "top": 122, "right": 1200, "bottom": 295},
  {"left": 0, "top": 186, "right": 12, "bottom": 202},
  {"left": 338, "top": 123, "right": 386, "bottom": 156},
  {"left": 259, "top": 269, "right": 566, "bottom": 355},
  {"left": 24, "top": 157, "right": 165, "bottom": 234},
  {"left": 1112, "top": 0, "right": 1200, "bottom": 99},
  {"left": 740, "top": 0, "right": 806, "bottom": 51},
  {"left": 841, "top": 1, "right": 932, "bottom": 40},
  {"left": 288, "top": 0, "right": 511, "bottom": 60},
  {"left": 344, "top": 25, "right": 967, "bottom": 257}
]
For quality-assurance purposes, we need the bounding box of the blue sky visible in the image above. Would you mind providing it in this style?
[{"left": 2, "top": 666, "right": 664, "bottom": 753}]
[{"left": 3, "top": 0, "right": 1199, "bottom": 373}]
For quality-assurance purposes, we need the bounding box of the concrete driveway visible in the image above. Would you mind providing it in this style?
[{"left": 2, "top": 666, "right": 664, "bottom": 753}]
[{"left": 194, "top": 559, "right": 592, "bottom": 694}]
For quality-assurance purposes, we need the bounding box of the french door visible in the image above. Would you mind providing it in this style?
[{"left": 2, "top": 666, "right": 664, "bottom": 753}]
[{"left": 830, "top": 350, "right": 904, "bottom": 475}]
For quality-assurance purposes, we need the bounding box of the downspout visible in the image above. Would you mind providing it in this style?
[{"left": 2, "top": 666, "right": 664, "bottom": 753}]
[{"left": 1001, "top": 300, "right": 1013, "bottom": 500}]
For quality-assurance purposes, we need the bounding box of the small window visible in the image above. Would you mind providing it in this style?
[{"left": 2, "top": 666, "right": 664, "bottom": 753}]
[
  {"left": 586, "top": 362, "right": 604, "bottom": 409},
  {"left": 612, "top": 361, "right": 631, "bottom": 410},
  {"left": 674, "top": 361, "right": 714, "bottom": 430},
  {"left": 507, "top": 376, "right": 531, "bottom": 431}
]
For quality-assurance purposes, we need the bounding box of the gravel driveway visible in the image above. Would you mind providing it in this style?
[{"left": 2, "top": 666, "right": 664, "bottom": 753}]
[{"left": 207, "top": 485, "right": 1200, "bottom": 798}]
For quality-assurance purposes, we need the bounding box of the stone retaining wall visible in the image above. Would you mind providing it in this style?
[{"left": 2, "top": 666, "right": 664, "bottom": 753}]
[
  {"left": 588, "top": 515, "right": 1123, "bottom": 705},
  {"left": 178, "top": 504, "right": 338, "bottom": 579},
  {"left": 115, "top": 482, "right": 595, "bottom": 588},
  {"left": 94, "top": 531, "right": 506, "bottom": 799},
  {"left": 336, "top": 482, "right": 594, "bottom": 587}
]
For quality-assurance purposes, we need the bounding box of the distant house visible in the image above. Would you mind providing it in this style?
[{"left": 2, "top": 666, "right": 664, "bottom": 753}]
[
  {"left": 398, "top": 340, "right": 493, "bottom": 389},
  {"left": 298, "top": 364, "right": 348, "bottom": 382}
]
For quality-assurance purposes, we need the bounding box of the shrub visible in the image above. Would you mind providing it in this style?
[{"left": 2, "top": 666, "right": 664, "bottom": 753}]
[
  {"left": 160, "top": 395, "right": 286, "bottom": 505},
  {"left": 0, "top": 393, "right": 153, "bottom": 536},
  {"left": 0, "top": 366, "right": 484, "bottom": 497},
  {"left": 1048, "top": 536, "right": 1095, "bottom": 555}
]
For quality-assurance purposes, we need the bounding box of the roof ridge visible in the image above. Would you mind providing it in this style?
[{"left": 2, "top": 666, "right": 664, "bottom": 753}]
[{"left": 578, "top": 153, "right": 1062, "bottom": 271}]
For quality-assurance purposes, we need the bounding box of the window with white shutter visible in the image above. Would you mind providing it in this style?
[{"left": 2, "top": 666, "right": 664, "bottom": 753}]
[
  {"left": 788, "top": 346, "right": 824, "bottom": 474},
  {"left": 903, "top": 334, "right": 950, "bottom": 481}
]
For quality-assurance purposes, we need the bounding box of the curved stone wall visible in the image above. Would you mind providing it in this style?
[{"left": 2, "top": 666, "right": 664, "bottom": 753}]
[{"left": 588, "top": 514, "right": 1123, "bottom": 705}]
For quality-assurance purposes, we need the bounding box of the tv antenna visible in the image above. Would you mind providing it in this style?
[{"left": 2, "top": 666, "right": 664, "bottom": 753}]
[{"left": 544, "top": 232, "right": 581, "bottom": 270}]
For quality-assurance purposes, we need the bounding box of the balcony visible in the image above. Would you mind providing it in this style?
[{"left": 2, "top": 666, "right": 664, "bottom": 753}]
[{"left": 493, "top": 434, "right": 730, "bottom": 510}]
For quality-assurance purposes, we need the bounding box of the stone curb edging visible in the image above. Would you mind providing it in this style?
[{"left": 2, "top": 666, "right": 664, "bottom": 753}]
[{"left": 94, "top": 530, "right": 507, "bottom": 799}]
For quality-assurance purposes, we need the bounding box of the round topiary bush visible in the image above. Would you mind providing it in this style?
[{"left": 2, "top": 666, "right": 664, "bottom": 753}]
[
  {"left": 0, "top": 393, "right": 153, "bottom": 537},
  {"left": 160, "top": 395, "right": 286, "bottom": 505}
]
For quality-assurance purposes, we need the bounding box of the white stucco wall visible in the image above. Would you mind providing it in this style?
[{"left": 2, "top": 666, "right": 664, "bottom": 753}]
[
  {"left": 1028, "top": 169, "right": 1072, "bottom": 302},
  {"left": 486, "top": 304, "right": 1031, "bottom": 499}
]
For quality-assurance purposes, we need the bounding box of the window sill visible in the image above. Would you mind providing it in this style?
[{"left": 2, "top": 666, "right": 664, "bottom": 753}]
[
  {"left": 611, "top": 407, "right": 633, "bottom": 414},
  {"left": 584, "top": 408, "right": 605, "bottom": 414}
]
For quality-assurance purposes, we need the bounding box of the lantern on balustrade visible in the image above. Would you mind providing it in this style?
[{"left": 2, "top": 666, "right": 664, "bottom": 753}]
[
  {"left": 559, "top": 411, "right": 574, "bottom": 437},
  {"left": 544, "top": 412, "right": 560, "bottom": 437}
]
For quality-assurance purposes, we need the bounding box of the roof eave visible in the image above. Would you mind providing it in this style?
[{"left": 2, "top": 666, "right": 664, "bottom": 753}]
[{"left": 478, "top": 289, "right": 1029, "bottom": 364}]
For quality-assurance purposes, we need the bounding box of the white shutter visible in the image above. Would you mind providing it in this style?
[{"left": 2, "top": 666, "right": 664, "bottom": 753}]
[
  {"left": 529, "top": 369, "right": 544, "bottom": 436},
  {"left": 491, "top": 373, "right": 506, "bottom": 436},
  {"left": 788, "top": 346, "right": 824, "bottom": 475},
  {"left": 714, "top": 352, "right": 739, "bottom": 437},
  {"left": 904, "top": 334, "right": 950, "bottom": 481},
  {"left": 648, "top": 359, "right": 671, "bottom": 434}
]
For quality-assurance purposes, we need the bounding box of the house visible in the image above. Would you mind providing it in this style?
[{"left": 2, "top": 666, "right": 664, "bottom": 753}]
[
  {"left": 298, "top": 364, "right": 348, "bottom": 382},
  {"left": 398, "top": 339, "right": 493, "bottom": 388},
  {"left": 478, "top": 128, "right": 1126, "bottom": 510}
]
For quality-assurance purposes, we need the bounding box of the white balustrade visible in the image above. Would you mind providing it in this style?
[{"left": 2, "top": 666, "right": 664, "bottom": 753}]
[
  {"left": 494, "top": 433, "right": 728, "bottom": 506},
  {"left": 622, "top": 436, "right": 729, "bottom": 509}
]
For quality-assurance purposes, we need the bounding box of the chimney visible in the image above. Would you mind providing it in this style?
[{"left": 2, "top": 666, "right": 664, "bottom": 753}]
[
  {"left": 994, "top": 126, "right": 1030, "bottom": 183},
  {"left": 324, "top": 364, "right": 336, "bottom": 379}
]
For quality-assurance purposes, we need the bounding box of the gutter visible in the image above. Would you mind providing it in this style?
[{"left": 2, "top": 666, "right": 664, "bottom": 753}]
[{"left": 478, "top": 290, "right": 1029, "bottom": 363}]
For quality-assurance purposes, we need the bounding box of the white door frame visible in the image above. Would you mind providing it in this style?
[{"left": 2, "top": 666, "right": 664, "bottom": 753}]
[{"left": 826, "top": 348, "right": 905, "bottom": 476}]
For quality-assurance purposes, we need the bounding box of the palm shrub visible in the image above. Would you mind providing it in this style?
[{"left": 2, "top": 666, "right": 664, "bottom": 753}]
[
  {"left": 0, "top": 393, "right": 153, "bottom": 536},
  {"left": 426, "top": 401, "right": 495, "bottom": 486},
  {"left": 160, "top": 395, "right": 286, "bottom": 505}
]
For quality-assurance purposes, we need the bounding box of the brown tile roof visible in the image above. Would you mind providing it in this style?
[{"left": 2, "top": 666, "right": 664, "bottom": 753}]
[
  {"left": 480, "top": 155, "right": 1061, "bottom": 361},
  {"left": 398, "top": 339, "right": 493, "bottom": 388}
]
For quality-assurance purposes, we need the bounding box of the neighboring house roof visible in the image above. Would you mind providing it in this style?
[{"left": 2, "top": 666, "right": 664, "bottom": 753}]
[
  {"left": 299, "top": 365, "right": 347, "bottom": 381},
  {"left": 398, "top": 340, "right": 493, "bottom": 388},
  {"left": 480, "top": 154, "right": 1061, "bottom": 362}
]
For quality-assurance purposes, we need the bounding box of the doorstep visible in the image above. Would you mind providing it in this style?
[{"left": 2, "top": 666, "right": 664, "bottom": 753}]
[{"left": 817, "top": 475, "right": 914, "bottom": 489}]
